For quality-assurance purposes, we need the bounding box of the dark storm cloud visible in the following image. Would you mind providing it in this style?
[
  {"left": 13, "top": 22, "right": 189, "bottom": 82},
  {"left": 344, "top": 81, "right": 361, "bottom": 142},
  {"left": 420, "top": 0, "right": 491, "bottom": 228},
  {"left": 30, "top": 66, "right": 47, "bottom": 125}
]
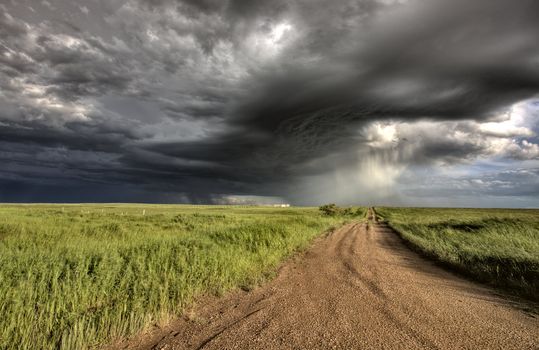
[
  {"left": 143, "top": 0, "right": 539, "bottom": 179},
  {"left": 1, "top": 0, "right": 539, "bottom": 203},
  {"left": 227, "top": 0, "right": 539, "bottom": 124}
]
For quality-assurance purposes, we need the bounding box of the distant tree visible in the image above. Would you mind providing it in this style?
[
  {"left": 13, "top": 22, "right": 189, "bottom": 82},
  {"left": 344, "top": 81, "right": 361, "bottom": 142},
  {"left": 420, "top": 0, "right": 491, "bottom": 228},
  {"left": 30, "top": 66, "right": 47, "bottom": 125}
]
[
  {"left": 319, "top": 204, "right": 363, "bottom": 217},
  {"left": 319, "top": 203, "right": 340, "bottom": 216},
  {"left": 342, "top": 207, "right": 353, "bottom": 216}
]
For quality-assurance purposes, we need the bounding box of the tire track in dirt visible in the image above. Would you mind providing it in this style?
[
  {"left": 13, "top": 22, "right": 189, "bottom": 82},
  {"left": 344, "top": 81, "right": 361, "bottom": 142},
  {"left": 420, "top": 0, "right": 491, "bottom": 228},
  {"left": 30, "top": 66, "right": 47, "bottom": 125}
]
[{"left": 116, "top": 209, "right": 538, "bottom": 350}]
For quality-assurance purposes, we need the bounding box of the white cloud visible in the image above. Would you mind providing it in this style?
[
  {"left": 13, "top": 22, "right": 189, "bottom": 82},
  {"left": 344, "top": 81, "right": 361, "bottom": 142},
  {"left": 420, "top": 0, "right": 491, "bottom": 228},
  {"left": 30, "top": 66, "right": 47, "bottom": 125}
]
[{"left": 363, "top": 122, "right": 397, "bottom": 148}]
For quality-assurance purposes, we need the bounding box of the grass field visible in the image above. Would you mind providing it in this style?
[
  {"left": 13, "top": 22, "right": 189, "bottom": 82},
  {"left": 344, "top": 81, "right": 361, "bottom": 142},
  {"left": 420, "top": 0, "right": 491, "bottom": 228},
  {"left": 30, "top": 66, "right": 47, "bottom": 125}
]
[
  {"left": 375, "top": 207, "right": 539, "bottom": 300},
  {"left": 0, "top": 204, "right": 362, "bottom": 350}
]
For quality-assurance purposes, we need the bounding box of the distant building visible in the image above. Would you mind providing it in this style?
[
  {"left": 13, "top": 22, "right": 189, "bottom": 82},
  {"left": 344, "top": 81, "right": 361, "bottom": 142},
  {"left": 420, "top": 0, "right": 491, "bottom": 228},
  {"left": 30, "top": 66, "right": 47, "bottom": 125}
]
[{"left": 272, "top": 204, "right": 290, "bottom": 207}]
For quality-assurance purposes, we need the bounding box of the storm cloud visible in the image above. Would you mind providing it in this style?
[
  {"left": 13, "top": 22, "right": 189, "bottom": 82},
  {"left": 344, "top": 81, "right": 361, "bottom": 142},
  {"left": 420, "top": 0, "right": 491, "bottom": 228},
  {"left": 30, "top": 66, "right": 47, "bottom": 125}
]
[{"left": 1, "top": 0, "right": 538, "bottom": 206}]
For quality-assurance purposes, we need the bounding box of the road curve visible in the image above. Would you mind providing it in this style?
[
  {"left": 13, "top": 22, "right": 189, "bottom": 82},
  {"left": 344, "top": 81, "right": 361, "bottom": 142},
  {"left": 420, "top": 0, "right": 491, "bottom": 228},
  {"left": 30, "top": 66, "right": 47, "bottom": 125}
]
[{"left": 124, "top": 211, "right": 538, "bottom": 350}]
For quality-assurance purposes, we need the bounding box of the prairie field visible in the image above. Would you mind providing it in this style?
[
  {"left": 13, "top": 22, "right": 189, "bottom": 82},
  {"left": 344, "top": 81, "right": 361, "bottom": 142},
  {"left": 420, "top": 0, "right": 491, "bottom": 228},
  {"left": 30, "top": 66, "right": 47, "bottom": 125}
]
[
  {"left": 375, "top": 207, "right": 539, "bottom": 300},
  {"left": 0, "top": 204, "right": 357, "bottom": 350}
]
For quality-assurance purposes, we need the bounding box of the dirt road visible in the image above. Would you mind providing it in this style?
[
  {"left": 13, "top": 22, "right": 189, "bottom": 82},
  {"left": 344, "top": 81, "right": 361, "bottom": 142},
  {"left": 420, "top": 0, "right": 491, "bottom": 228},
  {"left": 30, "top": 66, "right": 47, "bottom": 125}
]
[{"left": 125, "top": 210, "right": 538, "bottom": 349}]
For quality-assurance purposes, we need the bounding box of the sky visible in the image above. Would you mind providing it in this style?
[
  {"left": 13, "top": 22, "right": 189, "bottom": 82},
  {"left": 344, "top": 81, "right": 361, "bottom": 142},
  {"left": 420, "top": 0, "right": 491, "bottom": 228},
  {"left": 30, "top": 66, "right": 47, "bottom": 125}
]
[{"left": 1, "top": 0, "right": 538, "bottom": 207}]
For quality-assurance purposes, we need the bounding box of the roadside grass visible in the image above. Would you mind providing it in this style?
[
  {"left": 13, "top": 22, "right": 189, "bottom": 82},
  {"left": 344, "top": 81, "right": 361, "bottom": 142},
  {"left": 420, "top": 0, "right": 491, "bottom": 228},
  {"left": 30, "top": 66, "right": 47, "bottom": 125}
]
[
  {"left": 0, "top": 204, "right": 361, "bottom": 350},
  {"left": 375, "top": 207, "right": 539, "bottom": 300}
]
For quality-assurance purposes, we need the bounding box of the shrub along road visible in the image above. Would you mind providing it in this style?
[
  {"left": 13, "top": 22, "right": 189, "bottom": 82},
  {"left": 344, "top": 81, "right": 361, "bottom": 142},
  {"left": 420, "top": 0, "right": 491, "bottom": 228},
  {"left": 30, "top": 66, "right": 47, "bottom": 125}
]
[{"left": 121, "top": 210, "right": 538, "bottom": 350}]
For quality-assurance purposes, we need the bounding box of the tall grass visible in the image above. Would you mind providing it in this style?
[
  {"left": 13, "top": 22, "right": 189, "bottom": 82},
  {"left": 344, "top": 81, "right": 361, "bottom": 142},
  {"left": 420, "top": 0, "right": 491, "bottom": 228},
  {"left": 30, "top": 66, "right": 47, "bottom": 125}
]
[
  {"left": 0, "top": 204, "right": 354, "bottom": 349},
  {"left": 375, "top": 207, "right": 539, "bottom": 300}
]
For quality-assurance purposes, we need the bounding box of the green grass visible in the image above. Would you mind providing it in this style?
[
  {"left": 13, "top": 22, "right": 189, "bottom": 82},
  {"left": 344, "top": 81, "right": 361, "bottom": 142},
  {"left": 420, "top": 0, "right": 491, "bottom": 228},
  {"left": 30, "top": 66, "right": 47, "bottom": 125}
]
[
  {"left": 0, "top": 204, "right": 363, "bottom": 350},
  {"left": 375, "top": 207, "right": 539, "bottom": 300}
]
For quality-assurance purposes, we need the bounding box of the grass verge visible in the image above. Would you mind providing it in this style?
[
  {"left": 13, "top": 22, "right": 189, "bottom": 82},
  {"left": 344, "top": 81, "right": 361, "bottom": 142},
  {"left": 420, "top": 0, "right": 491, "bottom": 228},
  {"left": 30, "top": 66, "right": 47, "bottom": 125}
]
[
  {"left": 375, "top": 207, "right": 539, "bottom": 301},
  {"left": 0, "top": 204, "right": 358, "bottom": 349}
]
